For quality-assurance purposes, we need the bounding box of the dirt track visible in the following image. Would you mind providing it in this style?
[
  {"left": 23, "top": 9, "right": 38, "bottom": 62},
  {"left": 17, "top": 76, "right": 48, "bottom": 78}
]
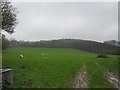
[
  {"left": 72, "top": 66, "right": 88, "bottom": 88},
  {"left": 104, "top": 72, "right": 120, "bottom": 89}
]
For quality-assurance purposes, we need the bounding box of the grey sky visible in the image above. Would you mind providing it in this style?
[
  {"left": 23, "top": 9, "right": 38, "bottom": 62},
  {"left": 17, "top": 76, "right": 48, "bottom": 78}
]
[{"left": 4, "top": 2, "right": 118, "bottom": 42}]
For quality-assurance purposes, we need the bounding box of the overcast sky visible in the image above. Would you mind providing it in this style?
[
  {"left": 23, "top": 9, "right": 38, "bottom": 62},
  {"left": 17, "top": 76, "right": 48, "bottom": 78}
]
[{"left": 4, "top": 2, "right": 118, "bottom": 42}]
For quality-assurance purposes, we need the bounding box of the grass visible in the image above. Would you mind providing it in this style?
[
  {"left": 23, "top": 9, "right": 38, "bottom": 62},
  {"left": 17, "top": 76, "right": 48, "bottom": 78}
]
[{"left": 2, "top": 47, "right": 118, "bottom": 88}]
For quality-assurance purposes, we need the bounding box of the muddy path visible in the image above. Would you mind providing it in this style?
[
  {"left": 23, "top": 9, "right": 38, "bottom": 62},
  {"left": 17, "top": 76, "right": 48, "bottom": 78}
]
[
  {"left": 72, "top": 65, "right": 88, "bottom": 88},
  {"left": 96, "top": 62, "right": 120, "bottom": 89},
  {"left": 104, "top": 72, "right": 120, "bottom": 89},
  {"left": 72, "top": 62, "right": 119, "bottom": 88}
]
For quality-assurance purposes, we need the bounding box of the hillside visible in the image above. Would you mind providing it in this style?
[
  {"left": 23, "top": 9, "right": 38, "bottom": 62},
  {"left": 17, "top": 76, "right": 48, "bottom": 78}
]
[
  {"left": 9, "top": 39, "right": 120, "bottom": 55},
  {"left": 104, "top": 40, "right": 120, "bottom": 47}
]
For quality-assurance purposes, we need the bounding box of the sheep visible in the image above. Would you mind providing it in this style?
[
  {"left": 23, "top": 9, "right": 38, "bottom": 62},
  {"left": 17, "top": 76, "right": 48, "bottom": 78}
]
[
  {"left": 41, "top": 53, "right": 46, "bottom": 56},
  {"left": 20, "top": 54, "right": 24, "bottom": 58},
  {"left": 41, "top": 53, "right": 45, "bottom": 56}
]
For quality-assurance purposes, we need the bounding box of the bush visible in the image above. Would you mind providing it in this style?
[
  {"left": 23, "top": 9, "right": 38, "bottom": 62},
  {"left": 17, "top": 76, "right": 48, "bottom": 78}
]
[{"left": 97, "top": 54, "right": 108, "bottom": 58}]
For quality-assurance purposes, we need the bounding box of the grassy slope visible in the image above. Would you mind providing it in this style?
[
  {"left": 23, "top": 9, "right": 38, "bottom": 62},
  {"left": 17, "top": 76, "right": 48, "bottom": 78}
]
[{"left": 2, "top": 47, "right": 118, "bottom": 88}]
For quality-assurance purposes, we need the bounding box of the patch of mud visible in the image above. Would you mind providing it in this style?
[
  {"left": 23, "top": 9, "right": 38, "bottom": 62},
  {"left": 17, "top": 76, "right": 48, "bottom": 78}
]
[
  {"left": 73, "top": 66, "right": 88, "bottom": 88},
  {"left": 104, "top": 72, "right": 120, "bottom": 89}
]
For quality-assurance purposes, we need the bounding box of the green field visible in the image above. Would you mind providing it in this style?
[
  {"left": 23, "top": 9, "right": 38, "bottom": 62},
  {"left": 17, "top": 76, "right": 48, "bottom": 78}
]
[{"left": 2, "top": 47, "right": 118, "bottom": 88}]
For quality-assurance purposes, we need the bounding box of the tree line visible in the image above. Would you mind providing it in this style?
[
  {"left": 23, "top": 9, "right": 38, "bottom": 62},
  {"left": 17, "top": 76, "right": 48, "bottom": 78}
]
[{"left": 9, "top": 39, "right": 120, "bottom": 55}]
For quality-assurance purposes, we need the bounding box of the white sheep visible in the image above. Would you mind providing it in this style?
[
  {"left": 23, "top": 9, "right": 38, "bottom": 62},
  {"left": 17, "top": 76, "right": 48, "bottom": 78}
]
[
  {"left": 41, "top": 53, "right": 46, "bottom": 56},
  {"left": 20, "top": 54, "right": 24, "bottom": 58}
]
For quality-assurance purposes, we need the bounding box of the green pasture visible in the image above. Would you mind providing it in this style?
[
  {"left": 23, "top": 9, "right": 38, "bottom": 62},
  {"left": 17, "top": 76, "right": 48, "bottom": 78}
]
[{"left": 2, "top": 47, "right": 118, "bottom": 88}]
